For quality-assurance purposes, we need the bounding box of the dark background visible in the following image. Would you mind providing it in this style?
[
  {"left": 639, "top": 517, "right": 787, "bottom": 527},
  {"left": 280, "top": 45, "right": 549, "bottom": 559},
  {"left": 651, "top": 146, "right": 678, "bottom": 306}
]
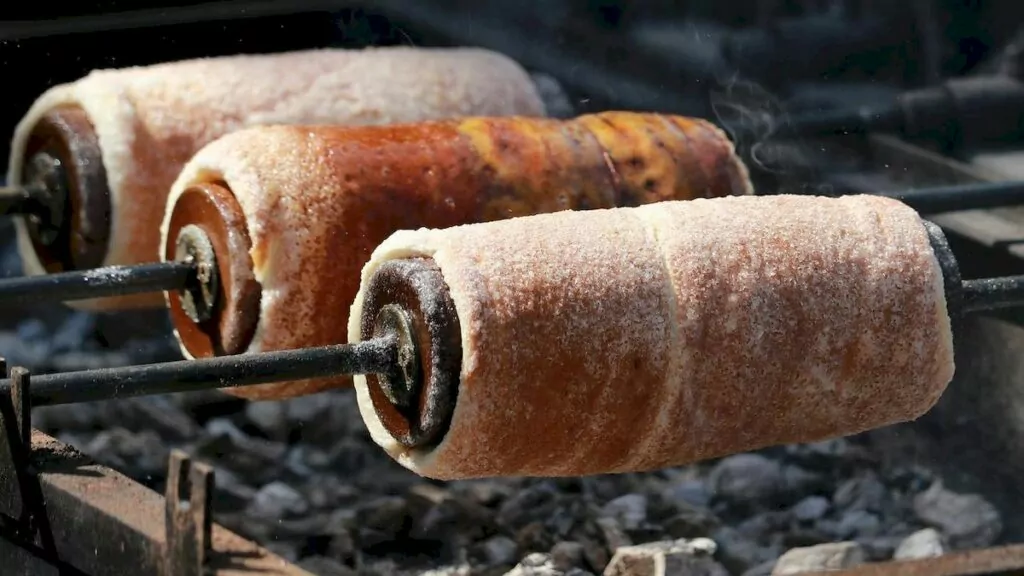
[{"left": 0, "top": 0, "right": 1021, "bottom": 168}]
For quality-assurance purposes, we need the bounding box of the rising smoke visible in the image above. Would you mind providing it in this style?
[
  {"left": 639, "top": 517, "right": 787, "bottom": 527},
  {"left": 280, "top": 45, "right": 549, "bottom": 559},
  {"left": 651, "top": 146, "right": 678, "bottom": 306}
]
[{"left": 709, "top": 74, "right": 832, "bottom": 196}]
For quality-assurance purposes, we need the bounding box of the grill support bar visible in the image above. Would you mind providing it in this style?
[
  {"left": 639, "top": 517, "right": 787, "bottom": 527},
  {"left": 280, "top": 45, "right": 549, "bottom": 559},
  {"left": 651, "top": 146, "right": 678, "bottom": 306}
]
[{"left": 0, "top": 358, "right": 311, "bottom": 576}]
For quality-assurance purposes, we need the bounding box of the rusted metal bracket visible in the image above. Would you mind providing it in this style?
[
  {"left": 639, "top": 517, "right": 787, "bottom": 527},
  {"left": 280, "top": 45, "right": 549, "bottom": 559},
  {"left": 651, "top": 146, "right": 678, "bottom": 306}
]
[
  {"left": 165, "top": 450, "right": 212, "bottom": 576},
  {"left": 0, "top": 358, "right": 311, "bottom": 576}
]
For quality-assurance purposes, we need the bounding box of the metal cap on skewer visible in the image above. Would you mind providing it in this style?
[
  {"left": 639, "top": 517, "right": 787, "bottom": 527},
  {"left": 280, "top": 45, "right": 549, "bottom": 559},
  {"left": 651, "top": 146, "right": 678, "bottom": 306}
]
[{"left": 4, "top": 106, "right": 112, "bottom": 273}]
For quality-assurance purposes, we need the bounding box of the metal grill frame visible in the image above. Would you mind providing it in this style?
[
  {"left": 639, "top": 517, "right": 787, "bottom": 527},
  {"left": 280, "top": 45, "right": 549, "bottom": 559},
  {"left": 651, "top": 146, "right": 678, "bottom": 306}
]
[{"left": 0, "top": 359, "right": 310, "bottom": 576}]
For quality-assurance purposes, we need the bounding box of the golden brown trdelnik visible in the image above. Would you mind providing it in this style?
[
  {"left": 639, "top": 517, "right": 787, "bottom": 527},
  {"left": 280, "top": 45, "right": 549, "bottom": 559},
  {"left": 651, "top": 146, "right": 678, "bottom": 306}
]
[{"left": 160, "top": 112, "right": 751, "bottom": 400}]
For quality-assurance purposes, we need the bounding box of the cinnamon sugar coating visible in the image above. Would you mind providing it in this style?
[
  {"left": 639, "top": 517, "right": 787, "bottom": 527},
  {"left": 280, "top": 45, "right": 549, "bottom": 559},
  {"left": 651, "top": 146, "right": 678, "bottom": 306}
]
[{"left": 350, "top": 194, "right": 955, "bottom": 479}]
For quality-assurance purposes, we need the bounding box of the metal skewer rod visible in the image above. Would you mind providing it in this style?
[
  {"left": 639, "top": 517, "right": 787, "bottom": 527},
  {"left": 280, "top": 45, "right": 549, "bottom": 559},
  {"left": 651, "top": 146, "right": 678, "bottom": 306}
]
[
  {"left": 1, "top": 269, "right": 1023, "bottom": 407},
  {"left": 0, "top": 337, "right": 397, "bottom": 406},
  {"left": 874, "top": 180, "right": 1024, "bottom": 214},
  {"left": 0, "top": 261, "right": 196, "bottom": 306},
  {"left": 1, "top": 179, "right": 1024, "bottom": 310},
  {"left": 0, "top": 184, "right": 43, "bottom": 216},
  {"left": 785, "top": 76, "right": 1024, "bottom": 142},
  {"left": 961, "top": 276, "right": 1024, "bottom": 313},
  {"left": 763, "top": 179, "right": 1024, "bottom": 214}
]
